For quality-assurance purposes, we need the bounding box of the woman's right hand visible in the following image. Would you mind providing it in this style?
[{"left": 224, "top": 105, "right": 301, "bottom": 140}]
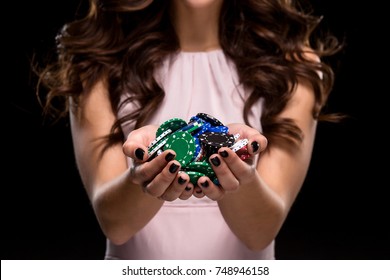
[{"left": 122, "top": 125, "right": 195, "bottom": 201}]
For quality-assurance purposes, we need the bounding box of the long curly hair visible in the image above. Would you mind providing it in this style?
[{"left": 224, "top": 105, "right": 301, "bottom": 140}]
[{"left": 37, "top": 0, "right": 342, "bottom": 150}]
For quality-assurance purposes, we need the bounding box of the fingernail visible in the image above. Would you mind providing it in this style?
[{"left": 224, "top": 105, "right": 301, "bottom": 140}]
[
  {"left": 210, "top": 156, "right": 221, "bottom": 166},
  {"left": 185, "top": 186, "right": 192, "bottom": 191},
  {"left": 165, "top": 152, "right": 175, "bottom": 162},
  {"left": 219, "top": 150, "right": 229, "bottom": 158},
  {"left": 251, "top": 141, "right": 259, "bottom": 152},
  {"left": 200, "top": 180, "right": 209, "bottom": 188},
  {"left": 135, "top": 148, "right": 145, "bottom": 160},
  {"left": 169, "top": 163, "right": 179, "bottom": 173},
  {"left": 178, "top": 176, "right": 187, "bottom": 185}
]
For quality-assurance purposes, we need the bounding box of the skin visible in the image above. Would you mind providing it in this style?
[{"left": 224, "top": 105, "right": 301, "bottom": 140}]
[{"left": 70, "top": 0, "right": 318, "bottom": 250}]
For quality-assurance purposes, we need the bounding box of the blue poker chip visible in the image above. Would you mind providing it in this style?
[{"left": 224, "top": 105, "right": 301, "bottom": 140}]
[
  {"left": 189, "top": 115, "right": 203, "bottom": 124},
  {"left": 179, "top": 121, "right": 203, "bottom": 135},
  {"left": 208, "top": 125, "right": 229, "bottom": 133},
  {"left": 191, "top": 137, "right": 202, "bottom": 162},
  {"left": 193, "top": 122, "right": 211, "bottom": 138},
  {"left": 212, "top": 177, "right": 220, "bottom": 186}
]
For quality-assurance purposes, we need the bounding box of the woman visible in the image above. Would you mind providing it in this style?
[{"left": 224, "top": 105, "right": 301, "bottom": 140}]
[{"left": 37, "top": 0, "right": 341, "bottom": 259}]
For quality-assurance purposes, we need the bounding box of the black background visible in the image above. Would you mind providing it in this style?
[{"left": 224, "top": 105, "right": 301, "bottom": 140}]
[{"left": 3, "top": 0, "right": 389, "bottom": 260}]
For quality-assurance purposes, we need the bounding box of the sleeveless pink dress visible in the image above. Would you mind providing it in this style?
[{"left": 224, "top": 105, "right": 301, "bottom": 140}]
[{"left": 107, "top": 49, "right": 274, "bottom": 259}]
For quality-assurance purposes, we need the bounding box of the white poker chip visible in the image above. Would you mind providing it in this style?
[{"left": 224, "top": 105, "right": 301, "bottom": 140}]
[
  {"left": 230, "top": 138, "right": 249, "bottom": 153},
  {"left": 147, "top": 129, "right": 172, "bottom": 149},
  {"left": 148, "top": 137, "right": 169, "bottom": 156}
]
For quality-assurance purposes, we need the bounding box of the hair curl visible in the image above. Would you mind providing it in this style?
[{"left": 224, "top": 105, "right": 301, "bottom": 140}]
[{"left": 37, "top": 0, "right": 342, "bottom": 150}]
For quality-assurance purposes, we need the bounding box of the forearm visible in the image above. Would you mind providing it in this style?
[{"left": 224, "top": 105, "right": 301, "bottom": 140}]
[
  {"left": 91, "top": 168, "right": 164, "bottom": 245},
  {"left": 218, "top": 173, "right": 286, "bottom": 251}
]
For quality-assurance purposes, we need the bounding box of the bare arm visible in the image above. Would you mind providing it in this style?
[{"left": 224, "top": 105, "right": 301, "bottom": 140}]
[
  {"left": 201, "top": 80, "right": 318, "bottom": 250},
  {"left": 70, "top": 81, "right": 187, "bottom": 245}
]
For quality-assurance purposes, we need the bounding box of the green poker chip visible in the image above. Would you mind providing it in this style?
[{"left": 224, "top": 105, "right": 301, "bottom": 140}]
[
  {"left": 185, "top": 161, "right": 215, "bottom": 178},
  {"left": 186, "top": 171, "right": 205, "bottom": 185},
  {"left": 147, "top": 137, "right": 169, "bottom": 156},
  {"left": 148, "top": 129, "right": 172, "bottom": 150},
  {"left": 164, "top": 131, "right": 196, "bottom": 166},
  {"left": 156, "top": 118, "right": 187, "bottom": 137}
]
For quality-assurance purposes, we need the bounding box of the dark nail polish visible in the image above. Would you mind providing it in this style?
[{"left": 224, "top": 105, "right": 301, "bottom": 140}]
[
  {"left": 169, "top": 163, "right": 179, "bottom": 173},
  {"left": 251, "top": 141, "right": 259, "bottom": 153},
  {"left": 195, "top": 189, "right": 203, "bottom": 194},
  {"left": 178, "top": 176, "right": 187, "bottom": 185},
  {"left": 135, "top": 148, "right": 145, "bottom": 160},
  {"left": 219, "top": 150, "right": 229, "bottom": 158},
  {"left": 165, "top": 152, "right": 175, "bottom": 162},
  {"left": 185, "top": 186, "right": 192, "bottom": 191},
  {"left": 200, "top": 181, "right": 209, "bottom": 188},
  {"left": 210, "top": 157, "right": 221, "bottom": 166}
]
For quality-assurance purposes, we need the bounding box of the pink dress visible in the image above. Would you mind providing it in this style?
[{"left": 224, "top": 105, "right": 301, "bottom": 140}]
[{"left": 107, "top": 49, "right": 274, "bottom": 259}]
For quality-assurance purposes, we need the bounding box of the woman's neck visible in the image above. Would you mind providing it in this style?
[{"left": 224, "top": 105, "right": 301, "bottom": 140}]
[{"left": 170, "top": 0, "right": 223, "bottom": 52}]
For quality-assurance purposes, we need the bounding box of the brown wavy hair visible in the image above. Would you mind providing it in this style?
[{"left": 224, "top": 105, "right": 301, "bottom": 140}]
[{"left": 36, "top": 0, "right": 342, "bottom": 150}]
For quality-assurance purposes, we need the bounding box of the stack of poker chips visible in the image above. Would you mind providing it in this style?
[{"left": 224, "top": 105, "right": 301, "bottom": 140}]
[{"left": 147, "top": 113, "right": 250, "bottom": 185}]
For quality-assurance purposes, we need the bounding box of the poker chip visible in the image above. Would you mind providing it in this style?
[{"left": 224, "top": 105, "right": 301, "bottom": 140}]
[
  {"left": 179, "top": 121, "right": 203, "bottom": 134},
  {"left": 156, "top": 118, "right": 187, "bottom": 137},
  {"left": 230, "top": 138, "right": 249, "bottom": 153},
  {"left": 148, "top": 137, "right": 169, "bottom": 156},
  {"left": 186, "top": 171, "right": 205, "bottom": 185},
  {"left": 147, "top": 128, "right": 172, "bottom": 149},
  {"left": 199, "top": 131, "right": 235, "bottom": 157},
  {"left": 191, "top": 137, "right": 202, "bottom": 162},
  {"left": 212, "top": 177, "right": 220, "bottom": 186},
  {"left": 196, "top": 113, "right": 224, "bottom": 127},
  {"left": 188, "top": 115, "right": 203, "bottom": 125},
  {"left": 148, "top": 113, "right": 253, "bottom": 184},
  {"left": 185, "top": 161, "right": 215, "bottom": 178},
  {"left": 193, "top": 122, "right": 212, "bottom": 138},
  {"left": 239, "top": 153, "right": 251, "bottom": 160},
  {"left": 164, "top": 131, "right": 196, "bottom": 166},
  {"left": 208, "top": 125, "right": 229, "bottom": 133}
]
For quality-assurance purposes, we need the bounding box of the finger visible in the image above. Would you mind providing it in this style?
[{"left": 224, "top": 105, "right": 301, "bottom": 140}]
[
  {"left": 179, "top": 184, "right": 194, "bottom": 200},
  {"left": 159, "top": 172, "right": 191, "bottom": 201},
  {"left": 122, "top": 125, "right": 159, "bottom": 161},
  {"left": 218, "top": 147, "right": 257, "bottom": 185},
  {"left": 247, "top": 135, "right": 268, "bottom": 155},
  {"left": 193, "top": 185, "right": 205, "bottom": 198},
  {"left": 131, "top": 150, "right": 176, "bottom": 186},
  {"left": 197, "top": 176, "right": 225, "bottom": 201},
  {"left": 227, "top": 123, "right": 268, "bottom": 154},
  {"left": 144, "top": 160, "right": 181, "bottom": 197},
  {"left": 209, "top": 154, "right": 239, "bottom": 192}
]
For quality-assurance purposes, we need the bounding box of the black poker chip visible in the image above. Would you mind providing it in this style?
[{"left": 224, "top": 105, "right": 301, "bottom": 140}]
[
  {"left": 199, "top": 131, "right": 235, "bottom": 148},
  {"left": 199, "top": 131, "right": 235, "bottom": 157},
  {"left": 196, "top": 113, "right": 224, "bottom": 127}
]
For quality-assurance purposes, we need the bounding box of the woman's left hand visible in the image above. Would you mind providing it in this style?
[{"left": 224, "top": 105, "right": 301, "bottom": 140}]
[{"left": 192, "top": 123, "right": 268, "bottom": 200}]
